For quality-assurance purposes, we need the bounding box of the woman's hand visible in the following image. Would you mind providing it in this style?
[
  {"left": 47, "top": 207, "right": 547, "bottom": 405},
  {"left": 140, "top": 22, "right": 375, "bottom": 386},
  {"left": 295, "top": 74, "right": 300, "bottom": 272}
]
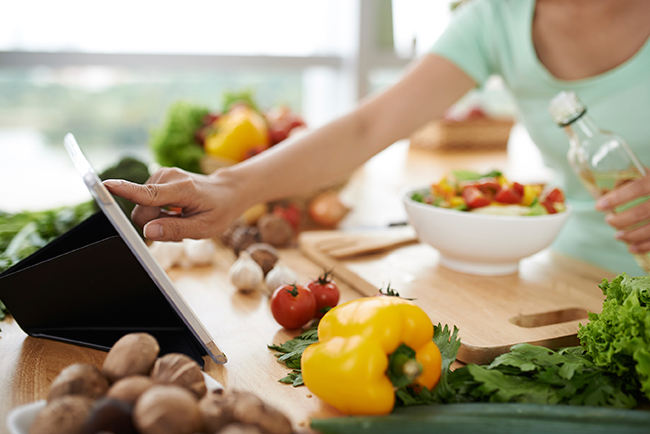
[
  {"left": 595, "top": 175, "right": 650, "bottom": 253},
  {"left": 103, "top": 167, "right": 249, "bottom": 242}
]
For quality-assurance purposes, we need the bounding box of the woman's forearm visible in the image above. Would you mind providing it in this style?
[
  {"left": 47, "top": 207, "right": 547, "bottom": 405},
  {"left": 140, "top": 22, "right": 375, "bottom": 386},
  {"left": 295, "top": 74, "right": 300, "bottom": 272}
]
[{"left": 222, "top": 54, "right": 477, "bottom": 207}]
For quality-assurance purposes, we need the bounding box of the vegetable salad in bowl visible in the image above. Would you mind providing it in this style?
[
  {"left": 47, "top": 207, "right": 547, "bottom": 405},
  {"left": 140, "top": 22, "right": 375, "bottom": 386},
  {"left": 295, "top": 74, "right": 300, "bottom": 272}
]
[{"left": 411, "top": 170, "right": 566, "bottom": 217}]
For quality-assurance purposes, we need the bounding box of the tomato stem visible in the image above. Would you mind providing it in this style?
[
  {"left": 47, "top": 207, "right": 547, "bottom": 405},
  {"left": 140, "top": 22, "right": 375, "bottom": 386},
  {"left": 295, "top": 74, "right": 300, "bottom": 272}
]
[
  {"left": 284, "top": 284, "right": 300, "bottom": 297},
  {"left": 317, "top": 269, "right": 334, "bottom": 285}
]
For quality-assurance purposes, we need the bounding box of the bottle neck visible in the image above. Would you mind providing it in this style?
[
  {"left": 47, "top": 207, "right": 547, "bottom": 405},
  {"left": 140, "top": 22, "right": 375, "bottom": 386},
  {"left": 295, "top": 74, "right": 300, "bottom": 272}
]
[{"left": 563, "top": 112, "right": 601, "bottom": 146}]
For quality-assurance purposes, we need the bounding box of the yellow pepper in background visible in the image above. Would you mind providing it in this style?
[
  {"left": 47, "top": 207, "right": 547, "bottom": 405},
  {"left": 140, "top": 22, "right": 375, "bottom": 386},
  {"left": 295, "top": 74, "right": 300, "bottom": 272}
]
[
  {"left": 204, "top": 105, "right": 269, "bottom": 162},
  {"left": 301, "top": 296, "right": 442, "bottom": 415}
]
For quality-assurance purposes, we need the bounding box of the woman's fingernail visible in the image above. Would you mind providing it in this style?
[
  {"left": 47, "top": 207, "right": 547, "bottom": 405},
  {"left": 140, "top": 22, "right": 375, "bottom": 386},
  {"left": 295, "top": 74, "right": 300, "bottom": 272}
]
[
  {"left": 615, "top": 231, "right": 625, "bottom": 240},
  {"left": 605, "top": 214, "right": 615, "bottom": 224},
  {"left": 629, "top": 245, "right": 640, "bottom": 253},
  {"left": 595, "top": 198, "right": 609, "bottom": 210},
  {"left": 103, "top": 180, "right": 123, "bottom": 188},
  {"left": 144, "top": 223, "right": 163, "bottom": 239}
]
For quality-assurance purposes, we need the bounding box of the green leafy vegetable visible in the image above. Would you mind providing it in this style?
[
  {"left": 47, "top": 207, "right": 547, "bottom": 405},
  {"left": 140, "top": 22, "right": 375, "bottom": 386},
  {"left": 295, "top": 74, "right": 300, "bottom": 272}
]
[
  {"left": 410, "top": 192, "right": 425, "bottom": 203},
  {"left": 222, "top": 89, "right": 260, "bottom": 114},
  {"left": 578, "top": 273, "right": 650, "bottom": 400},
  {"left": 450, "top": 169, "right": 502, "bottom": 182},
  {"left": 149, "top": 101, "right": 209, "bottom": 173},
  {"left": 396, "top": 325, "right": 639, "bottom": 409},
  {"left": 268, "top": 325, "right": 319, "bottom": 387}
]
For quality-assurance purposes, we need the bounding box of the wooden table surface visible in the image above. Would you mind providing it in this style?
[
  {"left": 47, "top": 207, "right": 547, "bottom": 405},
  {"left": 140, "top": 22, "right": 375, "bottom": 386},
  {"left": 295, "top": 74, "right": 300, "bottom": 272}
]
[{"left": 0, "top": 140, "right": 612, "bottom": 433}]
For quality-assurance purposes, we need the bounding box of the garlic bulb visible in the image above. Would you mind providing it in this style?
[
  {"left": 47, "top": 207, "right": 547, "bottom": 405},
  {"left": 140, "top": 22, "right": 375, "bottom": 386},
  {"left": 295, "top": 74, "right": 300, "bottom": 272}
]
[
  {"left": 149, "top": 241, "right": 185, "bottom": 270},
  {"left": 265, "top": 263, "right": 298, "bottom": 292},
  {"left": 229, "top": 251, "right": 264, "bottom": 292},
  {"left": 183, "top": 239, "right": 216, "bottom": 266}
]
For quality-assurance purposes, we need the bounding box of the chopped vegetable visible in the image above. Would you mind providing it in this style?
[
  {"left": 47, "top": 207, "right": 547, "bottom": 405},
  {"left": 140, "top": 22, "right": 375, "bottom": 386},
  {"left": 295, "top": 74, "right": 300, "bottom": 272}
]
[{"left": 414, "top": 169, "right": 566, "bottom": 215}]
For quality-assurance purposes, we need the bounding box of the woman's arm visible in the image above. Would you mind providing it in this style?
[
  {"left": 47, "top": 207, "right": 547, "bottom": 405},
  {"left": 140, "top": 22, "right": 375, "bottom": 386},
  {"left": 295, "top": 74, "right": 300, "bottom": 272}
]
[{"left": 105, "top": 54, "right": 475, "bottom": 241}]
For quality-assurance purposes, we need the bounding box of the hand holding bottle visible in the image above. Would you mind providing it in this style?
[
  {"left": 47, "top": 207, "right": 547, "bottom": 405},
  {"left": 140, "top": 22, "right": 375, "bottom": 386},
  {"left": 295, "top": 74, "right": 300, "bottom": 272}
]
[
  {"left": 596, "top": 175, "right": 650, "bottom": 254},
  {"left": 549, "top": 91, "right": 650, "bottom": 272}
]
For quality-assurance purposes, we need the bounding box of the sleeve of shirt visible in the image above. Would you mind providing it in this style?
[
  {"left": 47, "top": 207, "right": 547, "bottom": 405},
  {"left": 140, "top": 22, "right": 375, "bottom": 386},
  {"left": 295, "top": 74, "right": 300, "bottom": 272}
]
[{"left": 429, "top": 0, "right": 497, "bottom": 86}]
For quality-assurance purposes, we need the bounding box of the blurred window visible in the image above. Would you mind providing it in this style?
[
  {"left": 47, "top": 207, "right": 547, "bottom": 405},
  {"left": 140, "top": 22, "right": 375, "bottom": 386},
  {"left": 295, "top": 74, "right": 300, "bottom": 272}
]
[{"left": 0, "top": 0, "right": 459, "bottom": 212}]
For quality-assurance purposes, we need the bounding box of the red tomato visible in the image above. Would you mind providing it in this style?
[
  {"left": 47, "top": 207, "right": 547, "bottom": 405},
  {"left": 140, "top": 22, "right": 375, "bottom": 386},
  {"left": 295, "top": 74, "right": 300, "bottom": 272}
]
[
  {"left": 270, "top": 284, "right": 316, "bottom": 330},
  {"left": 273, "top": 203, "right": 301, "bottom": 230},
  {"left": 544, "top": 188, "right": 565, "bottom": 203},
  {"left": 513, "top": 182, "right": 525, "bottom": 196},
  {"left": 461, "top": 186, "right": 491, "bottom": 209},
  {"left": 306, "top": 271, "right": 340, "bottom": 318},
  {"left": 475, "top": 179, "right": 500, "bottom": 196},
  {"left": 541, "top": 200, "right": 558, "bottom": 214},
  {"left": 494, "top": 185, "right": 523, "bottom": 204}
]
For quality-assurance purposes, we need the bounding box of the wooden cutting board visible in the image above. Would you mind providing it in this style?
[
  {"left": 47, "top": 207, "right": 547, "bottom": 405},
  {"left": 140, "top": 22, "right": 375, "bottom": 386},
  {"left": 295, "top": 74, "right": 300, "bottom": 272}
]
[{"left": 298, "top": 227, "right": 615, "bottom": 364}]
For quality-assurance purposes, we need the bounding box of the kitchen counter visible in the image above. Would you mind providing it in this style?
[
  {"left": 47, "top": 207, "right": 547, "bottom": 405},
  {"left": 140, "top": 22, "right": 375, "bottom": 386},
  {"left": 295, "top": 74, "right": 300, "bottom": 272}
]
[{"left": 0, "top": 139, "right": 613, "bottom": 433}]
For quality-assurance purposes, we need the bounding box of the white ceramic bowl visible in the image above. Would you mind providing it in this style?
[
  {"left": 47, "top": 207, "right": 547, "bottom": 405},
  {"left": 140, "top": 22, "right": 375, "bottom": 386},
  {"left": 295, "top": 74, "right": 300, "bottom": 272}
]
[{"left": 402, "top": 187, "right": 572, "bottom": 276}]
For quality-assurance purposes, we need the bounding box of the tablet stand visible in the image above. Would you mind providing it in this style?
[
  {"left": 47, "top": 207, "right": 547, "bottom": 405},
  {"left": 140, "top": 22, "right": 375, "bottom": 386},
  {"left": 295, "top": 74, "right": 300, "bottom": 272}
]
[{"left": 0, "top": 212, "right": 207, "bottom": 368}]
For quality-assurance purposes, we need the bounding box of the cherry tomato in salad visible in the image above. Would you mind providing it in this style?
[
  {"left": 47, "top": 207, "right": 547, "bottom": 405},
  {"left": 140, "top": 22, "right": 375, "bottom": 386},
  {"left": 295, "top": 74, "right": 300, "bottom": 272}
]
[
  {"left": 544, "top": 187, "right": 565, "bottom": 203},
  {"left": 270, "top": 284, "right": 316, "bottom": 329},
  {"left": 494, "top": 184, "right": 523, "bottom": 204},
  {"left": 541, "top": 201, "right": 558, "bottom": 214},
  {"left": 306, "top": 271, "right": 340, "bottom": 318},
  {"left": 461, "top": 186, "right": 491, "bottom": 209}
]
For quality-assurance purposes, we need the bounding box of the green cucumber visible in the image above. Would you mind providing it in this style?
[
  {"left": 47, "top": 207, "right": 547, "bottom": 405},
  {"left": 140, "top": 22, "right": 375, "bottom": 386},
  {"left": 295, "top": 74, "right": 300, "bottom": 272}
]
[{"left": 310, "top": 403, "right": 650, "bottom": 434}]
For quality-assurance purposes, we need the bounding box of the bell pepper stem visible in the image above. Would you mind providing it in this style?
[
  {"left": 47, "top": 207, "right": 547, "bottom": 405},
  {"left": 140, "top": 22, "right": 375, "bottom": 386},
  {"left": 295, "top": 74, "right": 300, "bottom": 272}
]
[{"left": 387, "top": 344, "right": 423, "bottom": 388}]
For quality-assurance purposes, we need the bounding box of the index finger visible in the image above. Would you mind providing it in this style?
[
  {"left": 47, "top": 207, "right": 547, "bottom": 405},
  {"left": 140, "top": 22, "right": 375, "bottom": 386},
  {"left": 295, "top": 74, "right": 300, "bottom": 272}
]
[
  {"left": 595, "top": 175, "right": 650, "bottom": 211},
  {"left": 103, "top": 179, "right": 185, "bottom": 208}
]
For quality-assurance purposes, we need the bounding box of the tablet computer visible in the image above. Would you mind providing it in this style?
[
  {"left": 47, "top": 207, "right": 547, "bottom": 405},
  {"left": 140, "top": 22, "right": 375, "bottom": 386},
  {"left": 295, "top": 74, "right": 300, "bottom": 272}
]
[{"left": 63, "top": 133, "right": 227, "bottom": 365}]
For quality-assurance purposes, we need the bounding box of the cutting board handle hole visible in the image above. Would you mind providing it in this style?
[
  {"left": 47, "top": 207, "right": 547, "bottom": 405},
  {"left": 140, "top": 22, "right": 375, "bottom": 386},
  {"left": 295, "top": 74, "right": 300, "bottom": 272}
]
[{"left": 509, "top": 308, "right": 588, "bottom": 328}]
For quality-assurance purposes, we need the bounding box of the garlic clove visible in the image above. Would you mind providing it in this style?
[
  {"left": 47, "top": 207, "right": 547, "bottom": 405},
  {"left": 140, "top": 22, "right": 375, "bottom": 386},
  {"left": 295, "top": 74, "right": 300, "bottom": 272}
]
[
  {"left": 265, "top": 263, "right": 298, "bottom": 293},
  {"left": 183, "top": 238, "right": 217, "bottom": 266},
  {"left": 229, "top": 251, "right": 264, "bottom": 292},
  {"left": 149, "top": 241, "right": 185, "bottom": 270}
]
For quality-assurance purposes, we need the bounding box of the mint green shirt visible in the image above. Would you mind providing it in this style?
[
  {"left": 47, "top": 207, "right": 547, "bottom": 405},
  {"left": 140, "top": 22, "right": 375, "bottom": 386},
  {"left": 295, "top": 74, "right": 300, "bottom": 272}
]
[{"left": 430, "top": 0, "right": 650, "bottom": 276}]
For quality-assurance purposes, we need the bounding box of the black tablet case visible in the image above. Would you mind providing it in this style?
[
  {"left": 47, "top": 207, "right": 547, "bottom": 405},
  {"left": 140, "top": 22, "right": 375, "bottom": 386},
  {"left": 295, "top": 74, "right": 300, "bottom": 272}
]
[{"left": 0, "top": 211, "right": 207, "bottom": 368}]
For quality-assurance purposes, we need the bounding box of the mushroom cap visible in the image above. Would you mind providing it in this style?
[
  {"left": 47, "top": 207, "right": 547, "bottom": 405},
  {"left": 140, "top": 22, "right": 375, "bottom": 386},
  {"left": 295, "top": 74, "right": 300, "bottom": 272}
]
[
  {"left": 47, "top": 364, "right": 109, "bottom": 402},
  {"left": 134, "top": 385, "right": 201, "bottom": 434},
  {"left": 102, "top": 333, "right": 160, "bottom": 382}
]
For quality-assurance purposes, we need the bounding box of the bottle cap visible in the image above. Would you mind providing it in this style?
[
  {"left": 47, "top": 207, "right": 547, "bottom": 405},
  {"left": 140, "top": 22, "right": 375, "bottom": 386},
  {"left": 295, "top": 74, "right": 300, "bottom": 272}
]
[{"left": 548, "top": 91, "right": 586, "bottom": 126}]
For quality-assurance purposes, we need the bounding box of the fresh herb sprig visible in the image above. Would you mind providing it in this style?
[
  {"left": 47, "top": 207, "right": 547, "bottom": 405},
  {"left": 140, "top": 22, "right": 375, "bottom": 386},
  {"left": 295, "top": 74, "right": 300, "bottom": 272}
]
[{"left": 268, "top": 325, "right": 319, "bottom": 387}]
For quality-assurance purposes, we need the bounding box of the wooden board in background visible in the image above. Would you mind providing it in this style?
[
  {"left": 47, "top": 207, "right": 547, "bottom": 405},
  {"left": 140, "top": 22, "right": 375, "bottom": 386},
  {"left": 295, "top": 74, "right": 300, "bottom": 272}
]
[{"left": 299, "top": 228, "right": 615, "bottom": 365}]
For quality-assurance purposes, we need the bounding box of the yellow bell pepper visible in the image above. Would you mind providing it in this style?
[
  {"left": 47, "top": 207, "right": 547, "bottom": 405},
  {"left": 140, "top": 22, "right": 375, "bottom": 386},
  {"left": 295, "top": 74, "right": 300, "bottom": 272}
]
[
  {"left": 301, "top": 296, "right": 442, "bottom": 415},
  {"left": 522, "top": 184, "right": 543, "bottom": 206},
  {"left": 204, "top": 105, "right": 269, "bottom": 162}
]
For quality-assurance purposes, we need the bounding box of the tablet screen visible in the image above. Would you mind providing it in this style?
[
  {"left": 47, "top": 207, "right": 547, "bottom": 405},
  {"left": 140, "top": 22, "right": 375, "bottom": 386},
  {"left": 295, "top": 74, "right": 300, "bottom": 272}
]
[{"left": 63, "top": 133, "right": 227, "bottom": 365}]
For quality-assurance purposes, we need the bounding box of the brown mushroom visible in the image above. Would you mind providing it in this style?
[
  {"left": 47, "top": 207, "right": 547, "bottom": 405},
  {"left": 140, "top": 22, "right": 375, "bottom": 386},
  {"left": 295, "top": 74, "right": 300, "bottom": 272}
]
[
  {"left": 80, "top": 397, "right": 137, "bottom": 434},
  {"left": 30, "top": 395, "right": 94, "bottom": 434},
  {"left": 107, "top": 375, "right": 155, "bottom": 405},
  {"left": 246, "top": 243, "right": 279, "bottom": 275},
  {"left": 218, "top": 423, "right": 265, "bottom": 434},
  {"left": 199, "top": 390, "right": 233, "bottom": 434},
  {"left": 231, "top": 225, "right": 261, "bottom": 255},
  {"left": 102, "top": 333, "right": 160, "bottom": 383},
  {"left": 133, "top": 385, "right": 202, "bottom": 434},
  {"left": 150, "top": 353, "right": 207, "bottom": 398},
  {"left": 47, "top": 363, "right": 109, "bottom": 402},
  {"left": 228, "top": 391, "right": 293, "bottom": 434},
  {"left": 257, "top": 214, "right": 293, "bottom": 247}
]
